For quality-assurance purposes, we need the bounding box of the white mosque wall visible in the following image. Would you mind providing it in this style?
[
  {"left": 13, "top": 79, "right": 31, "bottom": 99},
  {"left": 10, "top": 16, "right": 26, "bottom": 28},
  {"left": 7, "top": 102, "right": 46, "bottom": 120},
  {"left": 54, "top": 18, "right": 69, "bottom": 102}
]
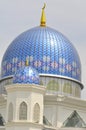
[
  {"left": 57, "top": 105, "right": 86, "bottom": 127},
  {"left": 5, "top": 84, "right": 45, "bottom": 130},
  {"left": 44, "top": 95, "right": 86, "bottom": 128},
  {"left": 6, "top": 84, "right": 44, "bottom": 123},
  {"left": 44, "top": 105, "right": 57, "bottom": 127},
  {"left": 6, "top": 124, "right": 43, "bottom": 130}
]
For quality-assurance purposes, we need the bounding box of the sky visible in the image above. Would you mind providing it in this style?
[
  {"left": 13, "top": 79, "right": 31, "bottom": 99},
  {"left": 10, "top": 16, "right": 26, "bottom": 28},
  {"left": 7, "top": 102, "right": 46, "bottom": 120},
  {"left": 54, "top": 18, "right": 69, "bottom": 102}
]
[{"left": 0, "top": 0, "right": 86, "bottom": 99}]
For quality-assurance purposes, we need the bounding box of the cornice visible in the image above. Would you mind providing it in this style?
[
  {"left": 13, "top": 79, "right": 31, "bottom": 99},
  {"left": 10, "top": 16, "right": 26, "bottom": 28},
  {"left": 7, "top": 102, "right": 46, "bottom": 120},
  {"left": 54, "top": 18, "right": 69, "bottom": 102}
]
[
  {"left": 6, "top": 121, "right": 57, "bottom": 130},
  {"left": 44, "top": 94, "right": 86, "bottom": 108},
  {"left": 6, "top": 84, "right": 45, "bottom": 95},
  {"left": 6, "top": 121, "right": 43, "bottom": 128}
]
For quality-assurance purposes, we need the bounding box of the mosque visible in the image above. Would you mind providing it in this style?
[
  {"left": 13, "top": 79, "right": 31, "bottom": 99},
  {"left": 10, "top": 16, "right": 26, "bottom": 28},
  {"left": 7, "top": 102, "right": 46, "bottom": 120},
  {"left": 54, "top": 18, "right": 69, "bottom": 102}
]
[{"left": 0, "top": 4, "right": 86, "bottom": 130}]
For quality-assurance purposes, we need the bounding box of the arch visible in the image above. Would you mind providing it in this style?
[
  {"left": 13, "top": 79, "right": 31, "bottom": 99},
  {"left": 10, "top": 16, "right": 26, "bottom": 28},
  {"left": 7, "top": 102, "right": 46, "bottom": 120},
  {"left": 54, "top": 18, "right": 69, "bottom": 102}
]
[
  {"left": 8, "top": 102, "right": 13, "bottom": 122},
  {"left": 47, "top": 80, "right": 59, "bottom": 91},
  {"left": 63, "top": 83, "right": 72, "bottom": 94},
  {"left": 19, "top": 101, "right": 27, "bottom": 120},
  {"left": 33, "top": 103, "right": 40, "bottom": 123}
]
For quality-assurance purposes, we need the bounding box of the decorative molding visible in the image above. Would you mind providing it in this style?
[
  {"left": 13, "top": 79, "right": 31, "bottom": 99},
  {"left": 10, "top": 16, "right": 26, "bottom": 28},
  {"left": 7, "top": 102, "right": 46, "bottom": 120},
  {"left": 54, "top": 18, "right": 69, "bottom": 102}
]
[
  {"left": 6, "top": 84, "right": 45, "bottom": 95},
  {"left": 44, "top": 94, "right": 86, "bottom": 109},
  {"left": 6, "top": 121, "right": 43, "bottom": 128}
]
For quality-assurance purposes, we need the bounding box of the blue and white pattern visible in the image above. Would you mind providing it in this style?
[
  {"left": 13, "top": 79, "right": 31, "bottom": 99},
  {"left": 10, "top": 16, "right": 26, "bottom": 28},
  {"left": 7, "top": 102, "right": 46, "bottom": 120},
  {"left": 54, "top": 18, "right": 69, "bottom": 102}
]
[
  {"left": 13, "top": 66, "right": 39, "bottom": 84},
  {"left": 1, "top": 26, "right": 81, "bottom": 81}
]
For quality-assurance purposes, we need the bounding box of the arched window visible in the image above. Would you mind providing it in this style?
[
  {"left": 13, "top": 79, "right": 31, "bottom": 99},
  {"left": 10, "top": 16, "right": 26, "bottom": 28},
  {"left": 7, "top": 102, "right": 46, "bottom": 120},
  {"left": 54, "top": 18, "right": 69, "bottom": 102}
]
[
  {"left": 19, "top": 102, "right": 27, "bottom": 120},
  {"left": 63, "top": 83, "right": 72, "bottom": 94},
  {"left": 8, "top": 103, "right": 13, "bottom": 122},
  {"left": 47, "top": 80, "right": 59, "bottom": 91},
  {"left": 33, "top": 103, "right": 40, "bottom": 123}
]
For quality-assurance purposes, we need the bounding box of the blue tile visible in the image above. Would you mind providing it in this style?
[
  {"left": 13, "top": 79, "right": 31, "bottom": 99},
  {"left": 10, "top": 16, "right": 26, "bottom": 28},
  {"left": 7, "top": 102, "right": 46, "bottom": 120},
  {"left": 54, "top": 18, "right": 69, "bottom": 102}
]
[{"left": 2, "top": 26, "right": 81, "bottom": 81}]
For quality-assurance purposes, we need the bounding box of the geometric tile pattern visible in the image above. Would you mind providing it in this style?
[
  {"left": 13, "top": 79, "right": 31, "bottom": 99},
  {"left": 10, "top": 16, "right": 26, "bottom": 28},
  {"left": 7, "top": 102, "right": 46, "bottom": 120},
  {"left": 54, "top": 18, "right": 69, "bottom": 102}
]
[
  {"left": 13, "top": 66, "right": 39, "bottom": 84},
  {"left": 1, "top": 26, "right": 81, "bottom": 81}
]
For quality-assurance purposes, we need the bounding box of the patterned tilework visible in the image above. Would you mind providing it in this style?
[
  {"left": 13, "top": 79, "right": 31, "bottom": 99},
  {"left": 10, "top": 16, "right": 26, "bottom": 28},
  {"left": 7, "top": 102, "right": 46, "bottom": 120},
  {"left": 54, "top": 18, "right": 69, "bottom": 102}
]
[
  {"left": 1, "top": 26, "right": 81, "bottom": 81},
  {"left": 13, "top": 66, "right": 39, "bottom": 84}
]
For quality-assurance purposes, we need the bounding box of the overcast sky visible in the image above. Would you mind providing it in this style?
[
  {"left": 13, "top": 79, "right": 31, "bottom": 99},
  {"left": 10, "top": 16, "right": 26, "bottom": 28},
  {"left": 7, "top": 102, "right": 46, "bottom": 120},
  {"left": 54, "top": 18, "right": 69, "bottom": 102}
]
[{"left": 0, "top": 0, "right": 86, "bottom": 99}]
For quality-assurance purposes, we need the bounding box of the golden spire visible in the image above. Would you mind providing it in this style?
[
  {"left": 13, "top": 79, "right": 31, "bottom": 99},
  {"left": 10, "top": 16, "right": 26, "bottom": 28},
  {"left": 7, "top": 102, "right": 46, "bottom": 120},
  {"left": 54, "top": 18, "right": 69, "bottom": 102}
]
[
  {"left": 40, "top": 3, "right": 46, "bottom": 27},
  {"left": 25, "top": 59, "right": 29, "bottom": 66}
]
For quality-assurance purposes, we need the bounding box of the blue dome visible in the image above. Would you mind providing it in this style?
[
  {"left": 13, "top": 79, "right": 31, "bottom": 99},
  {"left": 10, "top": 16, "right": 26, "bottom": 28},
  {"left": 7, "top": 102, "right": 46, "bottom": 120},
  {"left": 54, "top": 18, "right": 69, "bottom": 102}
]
[
  {"left": 1, "top": 26, "right": 81, "bottom": 81},
  {"left": 13, "top": 66, "right": 39, "bottom": 84}
]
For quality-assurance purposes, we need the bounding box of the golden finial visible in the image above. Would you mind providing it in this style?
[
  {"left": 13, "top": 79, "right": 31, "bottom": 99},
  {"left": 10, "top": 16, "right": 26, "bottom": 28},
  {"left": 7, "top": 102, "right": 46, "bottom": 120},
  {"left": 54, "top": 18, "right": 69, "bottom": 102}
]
[
  {"left": 42, "top": 3, "right": 46, "bottom": 9},
  {"left": 25, "top": 59, "right": 29, "bottom": 66},
  {"left": 40, "top": 3, "right": 46, "bottom": 27}
]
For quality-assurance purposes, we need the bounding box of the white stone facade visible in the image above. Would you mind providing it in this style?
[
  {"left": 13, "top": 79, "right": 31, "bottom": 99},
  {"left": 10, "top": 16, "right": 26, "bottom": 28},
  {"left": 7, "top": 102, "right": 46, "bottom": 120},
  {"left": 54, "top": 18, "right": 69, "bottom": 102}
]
[{"left": 0, "top": 83, "right": 86, "bottom": 130}]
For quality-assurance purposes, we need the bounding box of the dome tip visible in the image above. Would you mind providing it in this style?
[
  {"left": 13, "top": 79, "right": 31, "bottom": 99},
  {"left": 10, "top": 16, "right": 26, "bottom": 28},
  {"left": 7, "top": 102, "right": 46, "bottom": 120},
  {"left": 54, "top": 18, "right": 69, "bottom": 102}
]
[{"left": 40, "top": 3, "right": 46, "bottom": 27}]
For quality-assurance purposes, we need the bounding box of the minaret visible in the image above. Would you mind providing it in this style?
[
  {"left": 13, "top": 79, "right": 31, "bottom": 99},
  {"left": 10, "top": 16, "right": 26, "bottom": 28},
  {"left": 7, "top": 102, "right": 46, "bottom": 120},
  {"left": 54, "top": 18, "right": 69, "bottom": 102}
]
[{"left": 5, "top": 61, "right": 45, "bottom": 130}]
